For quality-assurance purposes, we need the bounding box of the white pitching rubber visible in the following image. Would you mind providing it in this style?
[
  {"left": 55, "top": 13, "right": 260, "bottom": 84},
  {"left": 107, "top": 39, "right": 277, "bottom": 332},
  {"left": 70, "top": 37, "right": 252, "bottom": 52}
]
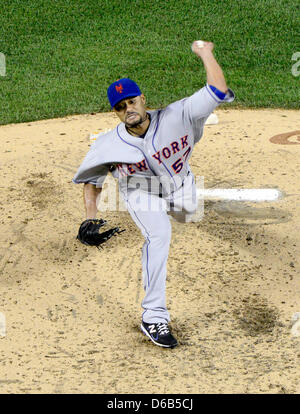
[{"left": 196, "top": 188, "right": 283, "bottom": 202}]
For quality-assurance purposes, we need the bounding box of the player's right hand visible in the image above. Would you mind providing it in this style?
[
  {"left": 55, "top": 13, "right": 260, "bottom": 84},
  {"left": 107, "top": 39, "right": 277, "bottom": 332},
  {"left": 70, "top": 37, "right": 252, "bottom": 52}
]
[{"left": 191, "top": 40, "right": 214, "bottom": 57}]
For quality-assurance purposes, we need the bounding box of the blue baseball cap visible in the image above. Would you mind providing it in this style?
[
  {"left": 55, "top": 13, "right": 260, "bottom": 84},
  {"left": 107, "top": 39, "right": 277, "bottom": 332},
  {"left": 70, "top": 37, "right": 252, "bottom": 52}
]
[{"left": 107, "top": 78, "right": 142, "bottom": 108}]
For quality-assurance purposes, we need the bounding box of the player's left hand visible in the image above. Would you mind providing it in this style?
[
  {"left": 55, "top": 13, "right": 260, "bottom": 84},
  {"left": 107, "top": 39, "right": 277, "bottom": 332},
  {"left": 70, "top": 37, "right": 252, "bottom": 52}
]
[{"left": 76, "top": 218, "right": 125, "bottom": 249}]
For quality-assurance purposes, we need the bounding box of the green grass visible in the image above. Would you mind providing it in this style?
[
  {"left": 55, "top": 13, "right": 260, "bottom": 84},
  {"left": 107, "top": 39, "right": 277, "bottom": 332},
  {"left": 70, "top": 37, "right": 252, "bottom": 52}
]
[{"left": 0, "top": 0, "right": 299, "bottom": 124}]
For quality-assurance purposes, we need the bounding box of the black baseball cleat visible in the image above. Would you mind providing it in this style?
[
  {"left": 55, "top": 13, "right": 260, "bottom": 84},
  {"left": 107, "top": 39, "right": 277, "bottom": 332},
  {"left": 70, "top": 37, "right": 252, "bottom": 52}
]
[{"left": 141, "top": 321, "right": 178, "bottom": 348}]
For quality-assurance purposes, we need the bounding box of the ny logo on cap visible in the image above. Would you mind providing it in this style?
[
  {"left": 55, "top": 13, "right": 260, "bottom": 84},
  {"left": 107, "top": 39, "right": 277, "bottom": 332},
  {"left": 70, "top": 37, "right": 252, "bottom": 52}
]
[{"left": 115, "top": 83, "right": 123, "bottom": 93}]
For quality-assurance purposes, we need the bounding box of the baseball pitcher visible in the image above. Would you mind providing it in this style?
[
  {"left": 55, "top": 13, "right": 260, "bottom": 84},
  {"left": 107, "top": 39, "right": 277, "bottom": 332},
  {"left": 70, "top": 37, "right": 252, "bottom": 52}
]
[{"left": 73, "top": 40, "right": 235, "bottom": 348}]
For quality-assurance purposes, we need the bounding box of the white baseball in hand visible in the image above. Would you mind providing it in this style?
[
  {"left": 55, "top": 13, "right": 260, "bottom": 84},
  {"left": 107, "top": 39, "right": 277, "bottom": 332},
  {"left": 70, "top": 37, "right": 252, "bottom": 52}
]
[
  {"left": 196, "top": 40, "right": 204, "bottom": 48},
  {"left": 191, "top": 40, "right": 204, "bottom": 51}
]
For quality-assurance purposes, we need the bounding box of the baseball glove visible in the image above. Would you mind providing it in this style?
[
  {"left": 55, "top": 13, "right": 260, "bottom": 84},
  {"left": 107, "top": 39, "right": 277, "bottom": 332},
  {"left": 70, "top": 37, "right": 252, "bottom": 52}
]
[{"left": 77, "top": 219, "right": 124, "bottom": 249}]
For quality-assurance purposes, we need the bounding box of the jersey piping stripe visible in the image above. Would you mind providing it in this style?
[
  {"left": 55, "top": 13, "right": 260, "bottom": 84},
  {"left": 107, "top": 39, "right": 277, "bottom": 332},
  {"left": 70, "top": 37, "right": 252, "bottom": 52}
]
[
  {"left": 151, "top": 110, "right": 178, "bottom": 190},
  {"left": 205, "top": 84, "right": 221, "bottom": 103},
  {"left": 209, "top": 84, "right": 226, "bottom": 100},
  {"left": 120, "top": 187, "right": 151, "bottom": 288},
  {"left": 116, "top": 125, "right": 156, "bottom": 175},
  {"left": 130, "top": 210, "right": 151, "bottom": 289}
]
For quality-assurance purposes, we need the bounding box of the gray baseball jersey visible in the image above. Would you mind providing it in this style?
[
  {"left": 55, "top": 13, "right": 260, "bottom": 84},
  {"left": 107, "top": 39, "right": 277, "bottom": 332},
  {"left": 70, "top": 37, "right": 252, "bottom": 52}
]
[{"left": 73, "top": 84, "right": 234, "bottom": 194}]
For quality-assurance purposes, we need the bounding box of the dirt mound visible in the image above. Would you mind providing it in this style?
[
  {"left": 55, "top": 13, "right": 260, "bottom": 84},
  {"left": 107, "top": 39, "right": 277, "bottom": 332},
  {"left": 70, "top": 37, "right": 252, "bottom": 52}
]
[
  {"left": 233, "top": 294, "right": 280, "bottom": 336},
  {"left": 0, "top": 109, "right": 299, "bottom": 394},
  {"left": 22, "top": 172, "right": 63, "bottom": 209}
]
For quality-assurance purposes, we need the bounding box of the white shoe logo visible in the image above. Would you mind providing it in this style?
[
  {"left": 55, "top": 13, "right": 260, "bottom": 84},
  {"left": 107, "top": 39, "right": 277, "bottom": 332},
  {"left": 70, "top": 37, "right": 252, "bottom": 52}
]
[{"left": 149, "top": 325, "right": 157, "bottom": 334}]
